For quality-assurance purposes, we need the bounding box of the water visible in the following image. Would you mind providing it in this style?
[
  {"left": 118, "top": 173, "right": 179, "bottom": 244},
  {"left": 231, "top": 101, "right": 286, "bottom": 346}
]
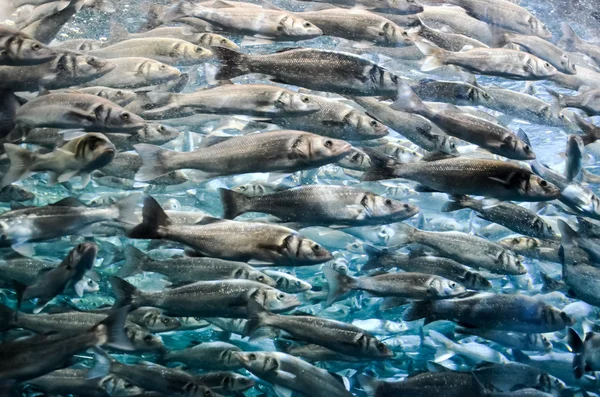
[{"left": 1, "top": 0, "right": 600, "bottom": 396}]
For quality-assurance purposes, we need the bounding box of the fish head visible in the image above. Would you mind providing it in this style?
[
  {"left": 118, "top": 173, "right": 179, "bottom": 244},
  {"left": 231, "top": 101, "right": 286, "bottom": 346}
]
[
  {"left": 196, "top": 33, "right": 239, "bottom": 50},
  {"left": 463, "top": 271, "right": 492, "bottom": 290},
  {"left": 380, "top": 23, "right": 412, "bottom": 47},
  {"left": 347, "top": 110, "right": 388, "bottom": 139},
  {"left": 250, "top": 270, "right": 277, "bottom": 287},
  {"left": 537, "top": 334, "right": 553, "bottom": 352},
  {"left": 544, "top": 307, "right": 575, "bottom": 330},
  {"left": 499, "top": 236, "right": 539, "bottom": 253},
  {"left": 105, "top": 89, "right": 138, "bottom": 106},
  {"left": 361, "top": 334, "right": 394, "bottom": 358},
  {"left": 279, "top": 16, "right": 322, "bottom": 40},
  {"left": 172, "top": 41, "right": 213, "bottom": 61},
  {"left": 430, "top": 277, "right": 466, "bottom": 297},
  {"left": 369, "top": 194, "right": 420, "bottom": 222},
  {"left": 294, "top": 236, "right": 334, "bottom": 264},
  {"left": 280, "top": 92, "right": 322, "bottom": 114},
  {"left": 143, "top": 123, "right": 180, "bottom": 145},
  {"left": 234, "top": 351, "right": 279, "bottom": 375},
  {"left": 141, "top": 309, "right": 182, "bottom": 332},
  {"left": 533, "top": 218, "right": 556, "bottom": 240},
  {"left": 259, "top": 288, "right": 302, "bottom": 312},
  {"left": 530, "top": 57, "right": 557, "bottom": 78},
  {"left": 66, "top": 242, "right": 99, "bottom": 271},
  {"left": 339, "top": 147, "right": 373, "bottom": 171},
  {"left": 432, "top": 134, "right": 459, "bottom": 156},
  {"left": 529, "top": 17, "right": 552, "bottom": 39},
  {"left": 93, "top": 104, "right": 146, "bottom": 132},
  {"left": 233, "top": 182, "right": 268, "bottom": 196},
  {"left": 0, "top": 185, "right": 34, "bottom": 201},
  {"left": 181, "top": 382, "right": 215, "bottom": 397},
  {"left": 125, "top": 324, "right": 165, "bottom": 351},
  {"left": 456, "top": 83, "right": 492, "bottom": 104},
  {"left": 149, "top": 60, "right": 182, "bottom": 81},
  {"left": 80, "top": 55, "right": 116, "bottom": 78},
  {"left": 100, "top": 375, "right": 145, "bottom": 397},
  {"left": 505, "top": 133, "right": 536, "bottom": 160},
  {"left": 523, "top": 175, "right": 561, "bottom": 200},
  {"left": 12, "top": 37, "right": 56, "bottom": 64},
  {"left": 81, "top": 277, "right": 100, "bottom": 293},
  {"left": 345, "top": 240, "right": 364, "bottom": 253},
  {"left": 76, "top": 133, "right": 117, "bottom": 170},
  {"left": 497, "top": 249, "right": 527, "bottom": 275},
  {"left": 225, "top": 374, "right": 255, "bottom": 391},
  {"left": 303, "top": 135, "right": 352, "bottom": 163},
  {"left": 560, "top": 54, "right": 577, "bottom": 74}
]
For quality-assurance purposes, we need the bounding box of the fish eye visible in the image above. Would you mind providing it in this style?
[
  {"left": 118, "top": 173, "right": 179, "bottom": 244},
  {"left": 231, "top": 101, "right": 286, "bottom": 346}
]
[
  {"left": 540, "top": 180, "right": 548, "bottom": 187},
  {"left": 313, "top": 244, "right": 321, "bottom": 251},
  {"left": 512, "top": 238, "right": 520, "bottom": 244},
  {"left": 545, "top": 62, "right": 551, "bottom": 67},
  {"left": 303, "top": 22, "right": 312, "bottom": 27},
  {"left": 248, "top": 353, "right": 257, "bottom": 361},
  {"left": 523, "top": 145, "right": 531, "bottom": 153},
  {"left": 220, "top": 39, "right": 227, "bottom": 44},
  {"left": 378, "top": 31, "right": 384, "bottom": 36},
  {"left": 295, "top": 281, "right": 301, "bottom": 287},
  {"left": 195, "top": 47, "right": 203, "bottom": 53},
  {"left": 161, "top": 318, "right": 171, "bottom": 324},
  {"left": 87, "top": 280, "right": 94, "bottom": 286},
  {"left": 204, "top": 390, "right": 212, "bottom": 397},
  {"left": 370, "top": 120, "right": 378, "bottom": 127},
  {"left": 158, "top": 125, "right": 165, "bottom": 132},
  {"left": 257, "top": 275, "right": 264, "bottom": 281},
  {"left": 450, "top": 142, "right": 456, "bottom": 149},
  {"left": 403, "top": 203, "right": 410, "bottom": 209},
  {"left": 32, "top": 43, "right": 41, "bottom": 50},
  {"left": 384, "top": 199, "right": 392, "bottom": 206},
  {"left": 376, "top": 342, "right": 386, "bottom": 350},
  {"left": 143, "top": 335, "right": 154, "bottom": 342},
  {"left": 159, "top": 65, "right": 167, "bottom": 70},
  {"left": 450, "top": 282, "right": 456, "bottom": 288},
  {"left": 301, "top": 96, "right": 310, "bottom": 103},
  {"left": 324, "top": 140, "right": 333, "bottom": 148},
  {"left": 116, "top": 91, "right": 123, "bottom": 98},
  {"left": 121, "top": 113, "right": 130, "bottom": 120},
  {"left": 277, "top": 26, "right": 284, "bottom": 31},
  {"left": 278, "top": 293, "right": 285, "bottom": 299}
]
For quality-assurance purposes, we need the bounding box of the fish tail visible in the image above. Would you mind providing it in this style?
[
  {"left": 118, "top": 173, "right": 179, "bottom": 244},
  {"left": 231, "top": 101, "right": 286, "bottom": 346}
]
[
  {"left": 545, "top": 87, "right": 566, "bottom": 108},
  {"left": 414, "top": 40, "right": 446, "bottom": 72},
  {"left": 109, "top": 276, "right": 142, "bottom": 310},
  {"left": 90, "top": 305, "right": 134, "bottom": 351},
  {"left": 402, "top": 300, "right": 435, "bottom": 322},
  {"left": 391, "top": 81, "right": 428, "bottom": 115},
  {"left": 88, "top": 347, "right": 114, "bottom": 379},
  {"left": 1, "top": 143, "right": 36, "bottom": 188},
  {"left": 219, "top": 188, "right": 252, "bottom": 219},
  {"left": 360, "top": 147, "right": 400, "bottom": 182},
  {"left": 129, "top": 195, "right": 171, "bottom": 240},
  {"left": 357, "top": 374, "right": 383, "bottom": 397},
  {"left": 212, "top": 47, "right": 250, "bottom": 80},
  {"left": 134, "top": 143, "right": 178, "bottom": 182},
  {"left": 243, "top": 299, "right": 272, "bottom": 339},
  {"left": 323, "top": 265, "right": 358, "bottom": 306},
  {"left": 441, "top": 195, "right": 472, "bottom": 212},
  {"left": 573, "top": 113, "right": 600, "bottom": 145},
  {"left": 558, "top": 219, "right": 577, "bottom": 251},
  {"left": 429, "top": 330, "right": 456, "bottom": 362},
  {"left": 558, "top": 23, "right": 582, "bottom": 52},
  {"left": 117, "top": 245, "right": 149, "bottom": 277},
  {"left": 568, "top": 328, "right": 586, "bottom": 378},
  {"left": 114, "top": 194, "right": 141, "bottom": 225},
  {"left": 0, "top": 303, "right": 16, "bottom": 331},
  {"left": 12, "top": 279, "right": 28, "bottom": 312},
  {"left": 362, "top": 245, "right": 386, "bottom": 271}
]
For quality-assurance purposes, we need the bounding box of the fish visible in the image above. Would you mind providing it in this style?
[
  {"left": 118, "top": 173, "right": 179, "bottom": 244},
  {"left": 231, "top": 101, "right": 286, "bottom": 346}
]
[
  {"left": 558, "top": 23, "right": 600, "bottom": 66},
  {"left": 547, "top": 87, "right": 600, "bottom": 116},
  {"left": 362, "top": 149, "right": 561, "bottom": 202},
  {"left": 408, "top": 17, "right": 489, "bottom": 52},
  {"left": 129, "top": 196, "right": 333, "bottom": 266},
  {"left": 133, "top": 130, "right": 351, "bottom": 182},
  {"left": 357, "top": 371, "right": 478, "bottom": 397},
  {"left": 163, "top": 341, "right": 244, "bottom": 370},
  {"left": 0, "top": 25, "right": 56, "bottom": 66},
  {"left": 79, "top": 57, "right": 182, "bottom": 89},
  {"left": 262, "top": 269, "right": 312, "bottom": 293}
]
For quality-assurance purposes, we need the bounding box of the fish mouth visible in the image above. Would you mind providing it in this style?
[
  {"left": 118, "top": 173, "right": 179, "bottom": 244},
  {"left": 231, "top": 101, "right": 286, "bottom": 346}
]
[{"left": 334, "top": 143, "right": 353, "bottom": 157}]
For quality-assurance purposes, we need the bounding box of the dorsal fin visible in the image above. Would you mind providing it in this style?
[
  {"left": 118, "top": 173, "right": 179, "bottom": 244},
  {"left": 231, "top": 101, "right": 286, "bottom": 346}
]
[{"left": 51, "top": 197, "right": 88, "bottom": 207}]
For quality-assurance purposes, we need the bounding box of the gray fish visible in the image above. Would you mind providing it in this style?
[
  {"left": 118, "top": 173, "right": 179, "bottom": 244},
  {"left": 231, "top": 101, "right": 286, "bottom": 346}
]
[
  {"left": 295, "top": 8, "right": 411, "bottom": 46},
  {"left": 500, "top": 32, "right": 576, "bottom": 75},
  {"left": 0, "top": 306, "right": 133, "bottom": 384},
  {"left": 297, "top": 0, "right": 422, "bottom": 14},
  {"left": 104, "top": 123, "right": 180, "bottom": 152},
  {"left": 127, "top": 307, "right": 181, "bottom": 333},
  {"left": 456, "top": 327, "right": 553, "bottom": 352},
  {"left": 263, "top": 270, "right": 311, "bottom": 293},
  {"left": 13, "top": 242, "right": 97, "bottom": 311},
  {"left": 0, "top": 185, "right": 34, "bottom": 202},
  {"left": 0, "top": 52, "right": 115, "bottom": 91},
  {"left": 499, "top": 236, "right": 588, "bottom": 264},
  {"left": 274, "top": 340, "right": 361, "bottom": 362},
  {"left": 129, "top": 196, "right": 333, "bottom": 266},
  {"left": 392, "top": 82, "right": 535, "bottom": 160},
  {"left": 442, "top": 195, "right": 555, "bottom": 239},
  {"left": 470, "top": 363, "right": 566, "bottom": 395},
  {"left": 244, "top": 300, "right": 393, "bottom": 359},
  {"left": 133, "top": 130, "right": 351, "bottom": 182},
  {"left": 89, "top": 38, "right": 212, "bottom": 67},
  {"left": 0, "top": 25, "right": 55, "bottom": 66},
  {"left": 403, "top": 293, "right": 573, "bottom": 333},
  {"left": 164, "top": 341, "right": 243, "bottom": 370},
  {"left": 109, "top": 275, "right": 301, "bottom": 318},
  {"left": 26, "top": 368, "right": 144, "bottom": 397},
  {"left": 363, "top": 246, "right": 492, "bottom": 290},
  {"left": 268, "top": 93, "right": 389, "bottom": 141},
  {"left": 362, "top": 149, "right": 560, "bottom": 202},
  {"left": 409, "top": 18, "right": 489, "bottom": 52},
  {"left": 568, "top": 327, "right": 600, "bottom": 379},
  {"left": 141, "top": 84, "right": 322, "bottom": 120},
  {"left": 357, "top": 371, "right": 477, "bottom": 397},
  {"left": 235, "top": 351, "right": 353, "bottom": 397},
  {"left": 213, "top": 47, "right": 401, "bottom": 96},
  {"left": 547, "top": 87, "right": 600, "bottom": 117},
  {"left": 79, "top": 57, "right": 182, "bottom": 89},
  {"left": 558, "top": 23, "right": 600, "bottom": 66},
  {"left": 416, "top": 41, "right": 557, "bottom": 80},
  {"left": 194, "top": 371, "right": 255, "bottom": 393},
  {"left": 98, "top": 152, "right": 187, "bottom": 185},
  {"left": 117, "top": 245, "right": 276, "bottom": 286},
  {"left": 409, "top": 78, "right": 492, "bottom": 107},
  {"left": 220, "top": 185, "right": 419, "bottom": 226},
  {"left": 565, "top": 135, "right": 584, "bottom": 182},
  {"left": 324, "top": 265, "right": 467, "bottom": 306},
  {"left": 350, "top": 97, "right": 458, "bottom": 155}
]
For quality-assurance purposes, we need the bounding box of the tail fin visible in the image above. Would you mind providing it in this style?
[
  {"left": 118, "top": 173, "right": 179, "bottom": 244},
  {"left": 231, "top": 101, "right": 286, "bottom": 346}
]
[
  {"left": 1, "top": 143, "right": 36, "bottom": 188},
  {"left": 323, "top": 265, "right": 358, "bottom": 306},
  {"left": 242, "top": 299, "right": 272, "bottom": 339},
  {"left": 389, "top": 222, "right": 417, "bottom": 246},
  {"left": 0, "top": 304, "right": 16, "bottom": 332},
  {"left": 133, "top": 144, "right": 178, "bottom": 182},
  {"left": 429, "top": 330, "right": 456, "bottom": 362},
  {"left": 568, "top": 328, "right": 586, "bottom": 378},
  {"left": 108, "top": 22, "right": 130, "bottom": 43},
  {"left": 117, "top": 245, "right": 150, "bottom": 277},
  {"left": 565, "top": 135, "right": 584, "bottom": 182},
  {"left": 128, "top": 195, "right": 171, "bottom": 240},
  {"left": 212, "top": 47, "right": 250, "bottom": 81},
  {"left": 441, "top": 195, "right": 473, "bottom": 213},
  {"left": 558, "top": 23, "right": 582, "bottom": 52},
  {"left": 545, "top": 87, "right": 566, "bottom": 108},
  {"left": 91, "top": 305, "right": 135, "bottom": 351},
  {"left": 402, "top": 300, "right": 435, "bottom": 322},
  {"left": 357, "top": 374, "right": 382, "bottom": 397},
  {"left": 558, "top": 219, "right": 578, "bottom": 251},
  {"left": 13, "top": 279, "right": 28, "bottom": 312},
  {"left": 512, "top": 349, "right": 531, "bottom": 363},
  {"left": 577, "top": 217, "right": 600, "bottom": 238},
  {"left": 391, "top": 81, "right": 429, "bottom": 116},
  {"left": 219, "top": 188, "right": 252, "bottom": 219},
  {"left": 113, "top": 194, "right": 141, "bottom": 224},
  {"left": 573, "top": 113, "right": 600, "bottom": 145},
  {"left": 88, "top": 347, "right": 114, "bottom": 379},
  {"left": 109, "top": 276, "right": 142, "bottom": 310},
  {"left": 360, "top": 147, "right": 400, "bottom": 182},
  {"left": 414, "top": 41, "right": 446, "bottom": 72}
]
